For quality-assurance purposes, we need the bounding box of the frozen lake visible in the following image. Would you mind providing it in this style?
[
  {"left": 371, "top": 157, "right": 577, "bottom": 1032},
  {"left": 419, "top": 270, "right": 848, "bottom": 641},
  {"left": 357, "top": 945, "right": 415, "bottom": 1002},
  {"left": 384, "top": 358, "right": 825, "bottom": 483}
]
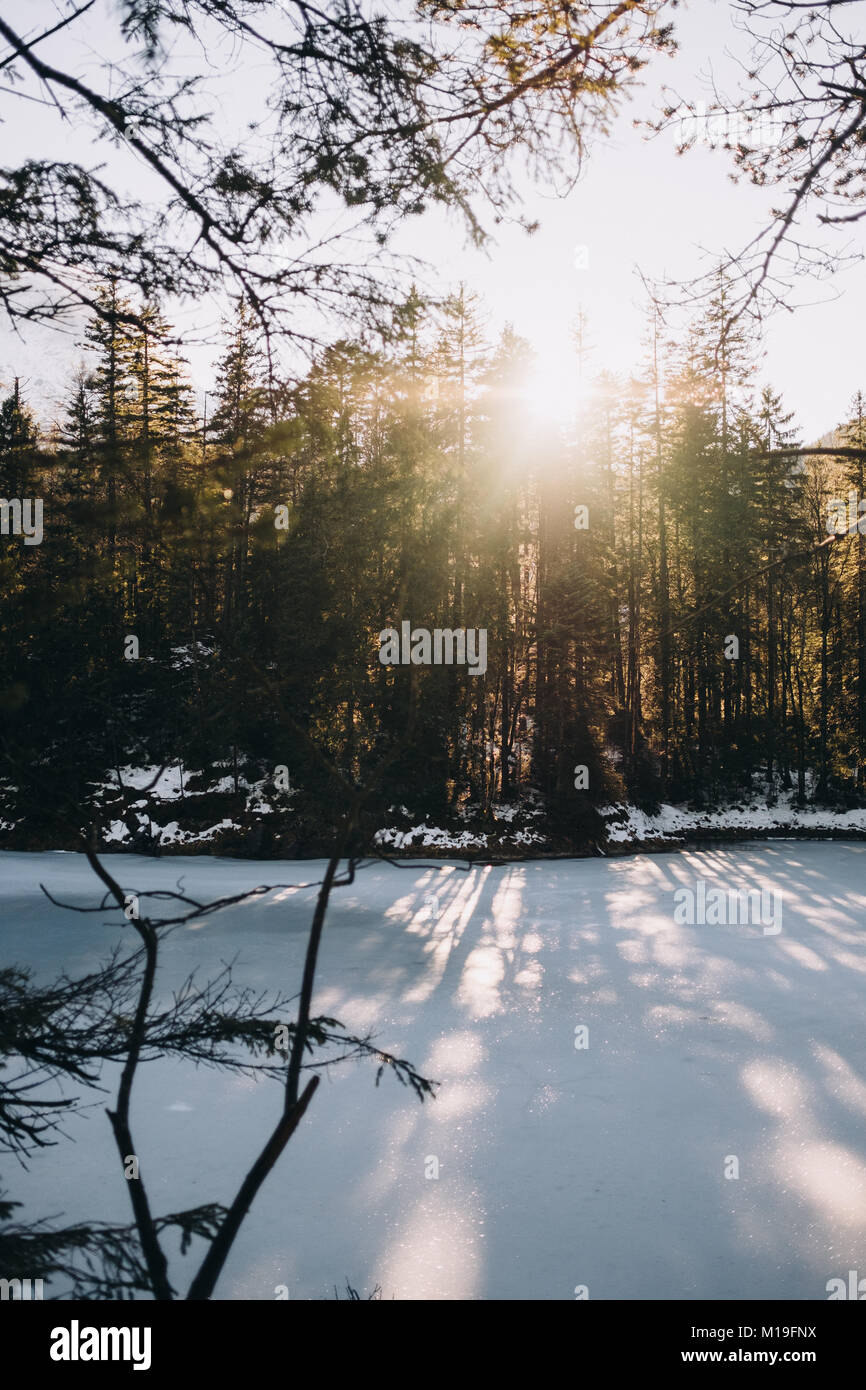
[{"left": 2, "top": 843, "right": 866, "bottom": 1300}]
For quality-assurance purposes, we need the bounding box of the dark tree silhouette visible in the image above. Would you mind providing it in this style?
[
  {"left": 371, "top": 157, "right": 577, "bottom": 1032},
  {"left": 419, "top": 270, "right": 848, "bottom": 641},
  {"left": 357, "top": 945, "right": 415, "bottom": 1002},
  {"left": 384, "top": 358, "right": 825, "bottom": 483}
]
[{"left": 0, "top": 1, "right": 675, "bottom": 338}]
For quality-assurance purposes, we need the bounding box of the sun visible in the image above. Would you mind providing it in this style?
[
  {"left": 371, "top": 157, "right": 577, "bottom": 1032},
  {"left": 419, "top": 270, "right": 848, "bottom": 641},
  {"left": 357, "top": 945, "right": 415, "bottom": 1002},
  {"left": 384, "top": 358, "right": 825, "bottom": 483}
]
[{"left": 520, "top": 349, "right": 594, "bottom": 425}]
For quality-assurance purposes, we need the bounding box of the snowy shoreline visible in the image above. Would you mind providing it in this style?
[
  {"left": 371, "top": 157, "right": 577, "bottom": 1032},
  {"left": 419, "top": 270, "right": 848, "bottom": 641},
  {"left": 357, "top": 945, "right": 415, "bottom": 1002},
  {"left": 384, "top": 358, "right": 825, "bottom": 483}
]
[
  {"left": 4, "top": 817, "right": 866, "bottom": 861},
  {"left": 5, "top": 762, "right": 866, "bottom": 857},
  {"left": 599, "top": 795, "right": 866, "bottom": 851}
]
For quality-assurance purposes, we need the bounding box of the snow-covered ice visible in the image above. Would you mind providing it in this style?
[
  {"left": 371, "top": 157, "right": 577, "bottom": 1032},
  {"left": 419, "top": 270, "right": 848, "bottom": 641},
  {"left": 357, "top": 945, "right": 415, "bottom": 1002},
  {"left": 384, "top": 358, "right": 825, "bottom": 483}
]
[{"left": 2, "top": 843, "right": 866, "bottom": 1300}]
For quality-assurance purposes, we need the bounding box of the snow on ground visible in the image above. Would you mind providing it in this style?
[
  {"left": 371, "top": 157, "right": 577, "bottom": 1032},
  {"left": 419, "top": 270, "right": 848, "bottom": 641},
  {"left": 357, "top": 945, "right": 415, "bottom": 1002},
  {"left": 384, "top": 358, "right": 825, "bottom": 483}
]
[
  {"left": 602, "top": 792, "right": 866, "bottom": 843},
  {"left": 91, "top": 768, "right": 546, "bottom": 852},
  {"left": 13, "top": 760, "right": 866, "bottom": 853},
  {"left": 375, "top": 825, "right": 489, "bottom": 851},
  {"left": 156, "top": 818, "right": 243, "bottom": 846},
  {"left": 2, "top": 844, "right": 866, "bottom": 1300},
  {"left": 106, "top": 765, "right": 189, "bottom": 800}
]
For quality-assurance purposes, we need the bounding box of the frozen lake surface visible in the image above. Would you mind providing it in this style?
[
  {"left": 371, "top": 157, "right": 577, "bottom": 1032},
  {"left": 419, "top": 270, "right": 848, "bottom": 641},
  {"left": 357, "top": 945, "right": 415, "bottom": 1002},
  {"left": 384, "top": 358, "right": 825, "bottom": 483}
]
[{"left": 2, "top": 843, "right": 866, "bottom": 1300}]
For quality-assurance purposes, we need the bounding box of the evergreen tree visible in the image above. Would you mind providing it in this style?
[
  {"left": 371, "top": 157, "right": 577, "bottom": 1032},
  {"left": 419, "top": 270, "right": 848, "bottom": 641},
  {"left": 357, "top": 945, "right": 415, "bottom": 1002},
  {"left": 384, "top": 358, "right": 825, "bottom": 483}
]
[{"left": 0, "top": 379, "right": 38, "bottom": 497}]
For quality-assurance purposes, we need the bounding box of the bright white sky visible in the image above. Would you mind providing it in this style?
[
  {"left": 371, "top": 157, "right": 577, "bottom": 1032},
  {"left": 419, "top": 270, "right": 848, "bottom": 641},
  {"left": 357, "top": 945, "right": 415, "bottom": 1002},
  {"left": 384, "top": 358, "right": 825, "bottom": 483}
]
[{"left": 1, "top": 0, "right": 864, "bottom": 439}]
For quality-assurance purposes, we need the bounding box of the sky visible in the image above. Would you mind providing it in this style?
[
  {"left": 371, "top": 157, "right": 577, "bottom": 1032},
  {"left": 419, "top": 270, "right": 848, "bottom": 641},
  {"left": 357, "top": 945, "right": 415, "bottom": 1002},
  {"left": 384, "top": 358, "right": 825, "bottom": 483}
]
[
  {"left": 1, "top": 0, "right": 865, "bottom": 440},
  {"left": 404, "top": 0, "right": 866, "bottom": 440}
]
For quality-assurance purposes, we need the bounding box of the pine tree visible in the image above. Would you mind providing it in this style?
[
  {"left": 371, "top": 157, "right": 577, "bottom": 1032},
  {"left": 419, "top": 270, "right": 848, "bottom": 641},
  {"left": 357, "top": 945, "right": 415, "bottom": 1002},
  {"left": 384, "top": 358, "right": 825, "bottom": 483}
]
[
  {"left": 60, "top": 370, "right": 99, "bottom": 502},
  {"left": 209, "top": 301, "right": 273, "bottom": 630},
  {"left": 85, "top": 281, "right": 138, "bottom": 566},
  {"left": 0, "top": 378, "right": 38, "bottom": 497}
]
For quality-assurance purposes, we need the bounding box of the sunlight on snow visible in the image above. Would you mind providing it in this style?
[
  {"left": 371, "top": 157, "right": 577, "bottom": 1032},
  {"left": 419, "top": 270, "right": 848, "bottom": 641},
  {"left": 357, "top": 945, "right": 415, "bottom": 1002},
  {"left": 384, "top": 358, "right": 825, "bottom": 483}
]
[
  {"left": 400, "top": 868, "right": 492, "bottom": 1006},
  {"left": 740, "top": 1059, "right": 812, "bottom": 1121},
  {"left": 812, "top": 1044, "right": 866, "bottom": 1120},
  {"left": 779, "top": 1141, "right": 866, "bottom": 1230},
  {"left": 378, "top": 1198, "right": 484, "bottom": 1300}
]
